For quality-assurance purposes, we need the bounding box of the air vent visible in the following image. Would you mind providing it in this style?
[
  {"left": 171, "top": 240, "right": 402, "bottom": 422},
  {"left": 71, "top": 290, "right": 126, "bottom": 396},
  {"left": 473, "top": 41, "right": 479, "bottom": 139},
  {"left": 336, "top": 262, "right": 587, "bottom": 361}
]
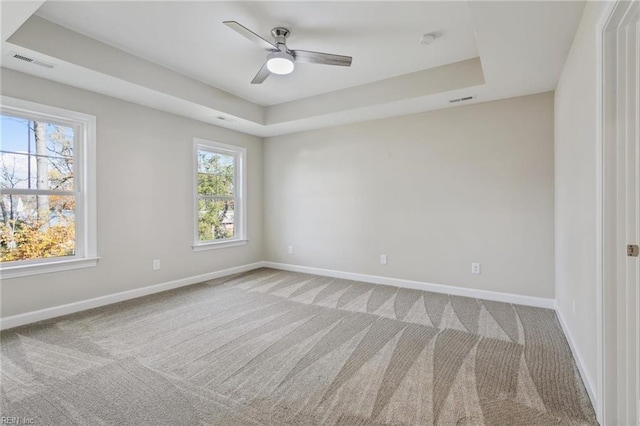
[
  {"left": 449, "top": 96, "right": 475, "bottom": 104},
  {"left": 9, "top": 52, "right": 55, "bottom": 69},
  {"left": 216, "top": 116, "right": 236, "bottom": 123},
  {"left": 12, "top": 53, "right": 34, "bottom": 63}
]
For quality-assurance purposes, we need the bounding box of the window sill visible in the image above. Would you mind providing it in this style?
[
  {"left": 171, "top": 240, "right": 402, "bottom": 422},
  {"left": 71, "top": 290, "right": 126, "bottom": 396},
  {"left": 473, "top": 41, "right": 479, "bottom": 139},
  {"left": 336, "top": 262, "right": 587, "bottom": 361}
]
[
  {"left": 192, "top": 239, "right": 248, "bottom": 251},
  {"left": 0, "top": 257, "right": 100, "bottom": 280}
]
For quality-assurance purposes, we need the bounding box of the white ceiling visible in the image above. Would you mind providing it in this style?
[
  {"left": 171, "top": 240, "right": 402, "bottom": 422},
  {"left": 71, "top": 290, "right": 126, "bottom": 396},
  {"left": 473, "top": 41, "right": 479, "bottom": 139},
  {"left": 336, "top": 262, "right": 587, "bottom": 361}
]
[
  {"left": 1, "top": 1, "right": 585, "bottom": 137},
  {"left": 35, "top": 1, "right": 479, "bottom": 106}
]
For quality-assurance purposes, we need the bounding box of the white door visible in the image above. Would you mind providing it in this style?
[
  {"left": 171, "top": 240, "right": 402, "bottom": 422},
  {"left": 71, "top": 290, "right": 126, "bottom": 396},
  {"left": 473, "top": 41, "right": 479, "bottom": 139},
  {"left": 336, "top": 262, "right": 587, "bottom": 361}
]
[
  {"left": 633, "top": 21, "right": 639, "bottom": 418},
  {"left": 604, "top": 2, "right": 640, "bottom": 424},
  {"left": 616, "top": 11, "right": 640, "bottom": 426}
]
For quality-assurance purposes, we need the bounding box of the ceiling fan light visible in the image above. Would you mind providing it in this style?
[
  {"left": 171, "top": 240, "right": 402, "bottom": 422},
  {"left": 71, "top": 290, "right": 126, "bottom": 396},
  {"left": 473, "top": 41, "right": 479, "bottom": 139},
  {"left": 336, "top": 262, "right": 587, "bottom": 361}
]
[{"left": 266, "top": 51, "right": 294, "bottom": 75}]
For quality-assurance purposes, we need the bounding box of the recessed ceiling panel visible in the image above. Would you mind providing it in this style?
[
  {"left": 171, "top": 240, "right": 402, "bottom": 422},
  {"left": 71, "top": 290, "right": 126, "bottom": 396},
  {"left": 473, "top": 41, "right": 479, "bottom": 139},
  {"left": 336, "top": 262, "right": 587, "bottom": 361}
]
[{"left": 35, "top": 1, "right": 479, "bottom": 106}]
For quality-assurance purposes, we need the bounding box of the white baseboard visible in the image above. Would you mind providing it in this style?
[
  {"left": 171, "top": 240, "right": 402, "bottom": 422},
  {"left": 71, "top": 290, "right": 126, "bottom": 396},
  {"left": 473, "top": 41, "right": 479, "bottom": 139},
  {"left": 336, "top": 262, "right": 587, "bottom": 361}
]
[
  {"left": 555, "top": 302, "right": 597, "bottom": 408},
  {"left": 262, "top": 261, "right": 555, "bottom": 309},
  {"left": 0, "top": 261, "right": 265, "bottom": 330},
  {"left": 0, "top": 260, "right": 555, "bottom": 328}
]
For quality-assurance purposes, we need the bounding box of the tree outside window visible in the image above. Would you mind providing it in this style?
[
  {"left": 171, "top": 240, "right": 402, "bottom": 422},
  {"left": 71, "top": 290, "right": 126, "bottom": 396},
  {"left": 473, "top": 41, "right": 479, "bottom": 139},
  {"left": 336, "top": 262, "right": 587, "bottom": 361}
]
[
  {"left": 0, "top": 115, "right": 76, "bottom": 262},
  {"left": 194, "top": 139, "right": 245, "bottom": 248}
]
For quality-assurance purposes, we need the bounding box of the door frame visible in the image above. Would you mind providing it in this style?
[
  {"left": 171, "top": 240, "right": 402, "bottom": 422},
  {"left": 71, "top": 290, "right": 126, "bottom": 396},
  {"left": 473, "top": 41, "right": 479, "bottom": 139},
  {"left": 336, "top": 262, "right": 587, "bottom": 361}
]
[{"left": 597, "top": 0, "right": 639, "bottom": 424}]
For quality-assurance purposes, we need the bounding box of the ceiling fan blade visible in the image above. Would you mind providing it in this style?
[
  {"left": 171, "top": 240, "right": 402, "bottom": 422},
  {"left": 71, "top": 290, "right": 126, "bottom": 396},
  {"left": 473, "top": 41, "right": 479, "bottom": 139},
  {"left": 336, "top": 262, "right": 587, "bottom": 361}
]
[
  {"left": 223, "top": 21, "right": 277, "bottom": 50},
  {"left": 251, "top": 62, "right": 271, "bottom": 84},
  {"left": 292, "top": 50, "right": 352, "bottom": 67}
]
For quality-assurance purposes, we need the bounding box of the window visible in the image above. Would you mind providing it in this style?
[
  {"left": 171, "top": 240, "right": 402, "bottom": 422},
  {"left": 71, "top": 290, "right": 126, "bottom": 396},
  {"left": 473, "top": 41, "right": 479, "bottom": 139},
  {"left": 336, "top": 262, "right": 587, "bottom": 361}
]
[
  {"left": 0, "top": 96, "right": 97, "bottom": 278},
  {"left": 193, "top": 138, "right": 246, "bottom": 250}
]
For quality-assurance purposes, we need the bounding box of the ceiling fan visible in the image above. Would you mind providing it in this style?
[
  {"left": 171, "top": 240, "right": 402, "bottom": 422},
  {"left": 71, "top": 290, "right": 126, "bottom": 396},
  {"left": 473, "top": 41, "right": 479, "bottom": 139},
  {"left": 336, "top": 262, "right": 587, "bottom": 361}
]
[{"left": 223, "top": 21, "right": 353, "bottom": 84}]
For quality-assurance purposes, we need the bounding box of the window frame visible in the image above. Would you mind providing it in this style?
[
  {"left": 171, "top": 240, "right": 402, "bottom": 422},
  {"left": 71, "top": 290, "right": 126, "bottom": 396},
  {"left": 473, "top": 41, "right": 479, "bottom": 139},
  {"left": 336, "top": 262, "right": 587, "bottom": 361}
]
[
  {"left": 0, "top": 96, "right": 98, "bottom": 279},
  {"left": 192, "top": 138, "right": 247, "bottom": 251}
]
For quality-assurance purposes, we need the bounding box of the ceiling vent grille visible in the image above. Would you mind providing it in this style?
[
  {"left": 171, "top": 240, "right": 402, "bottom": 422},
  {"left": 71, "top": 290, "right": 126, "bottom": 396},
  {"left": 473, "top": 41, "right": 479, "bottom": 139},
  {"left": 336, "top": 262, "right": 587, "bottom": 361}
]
[
  {"left": 216, "top": 116, "right": 236, "bottom": 123},
  {"left": 9, "top": 52, "right": 55, "bottom": 69},
  {"left": 12, "top": 53, "right": 34, "bottom": 63},
  {"left": 449, "top": 96, "right": 475, "bottom": 104}
]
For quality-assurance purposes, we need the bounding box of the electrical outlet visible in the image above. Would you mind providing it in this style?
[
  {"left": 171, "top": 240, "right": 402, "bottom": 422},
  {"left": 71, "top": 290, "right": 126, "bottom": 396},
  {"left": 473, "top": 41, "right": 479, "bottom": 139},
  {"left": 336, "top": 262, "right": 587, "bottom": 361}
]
[
  {"left": 380, "top": 254, "right": 387, "bottom": 265},
  {"left": 288, "top": 245, "right": 293, "bottom": 255},
  {"left": 153, "top": 259, "right": 160, "bottom": 270},
  {"left": 471, "top": 263, "right": 481, "bottom": 274}
]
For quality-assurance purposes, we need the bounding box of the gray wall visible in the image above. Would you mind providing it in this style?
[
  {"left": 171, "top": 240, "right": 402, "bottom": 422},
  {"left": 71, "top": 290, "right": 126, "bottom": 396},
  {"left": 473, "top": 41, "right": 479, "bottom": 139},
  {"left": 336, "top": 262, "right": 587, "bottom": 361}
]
[
  {"left": 0, "top": 69, "right": 264, "bottom": 317},
  {"left": 264, "top": 93, "right": 555, "bottom": 298},
  {"left": 554, "top": 1, "right": 608, "bottom": 400},
  {"left": 1, "top": 70, "right": 558, "bottom": 319}
]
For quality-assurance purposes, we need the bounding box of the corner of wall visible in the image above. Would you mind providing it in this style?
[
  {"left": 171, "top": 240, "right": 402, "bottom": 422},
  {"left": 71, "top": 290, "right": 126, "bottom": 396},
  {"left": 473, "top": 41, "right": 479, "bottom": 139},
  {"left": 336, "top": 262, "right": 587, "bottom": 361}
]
[{"left": 554, "top": 301, "right": 597, "bottom": 408}]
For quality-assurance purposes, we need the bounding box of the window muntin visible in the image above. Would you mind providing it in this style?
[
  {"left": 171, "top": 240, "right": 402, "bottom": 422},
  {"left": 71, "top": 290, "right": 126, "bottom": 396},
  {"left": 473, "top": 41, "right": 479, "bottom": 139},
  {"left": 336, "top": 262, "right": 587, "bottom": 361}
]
[
  {"left": 0, "top": 97, "right": 96, "bottom": 277},
  {"left": 194, "top": 139, "right": 245, "bottom": 247}
]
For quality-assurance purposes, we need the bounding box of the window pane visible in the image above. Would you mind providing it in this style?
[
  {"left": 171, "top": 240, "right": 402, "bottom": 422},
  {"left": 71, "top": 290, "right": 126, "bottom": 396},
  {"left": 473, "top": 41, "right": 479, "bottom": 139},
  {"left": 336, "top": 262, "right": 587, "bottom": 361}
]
[
  {"left": 197, "top": 150, "right": 233, "bottom": 173},
  {"left": 198, "top": 198, "right": 235, "bottom": 241},
  {"left": 46, "top": 155, "right": 74, "bottom": 191},
  {"left": 0, "top": 153, "right": 74, "bottom": 190},
  {"left": 197, "top": 172, "right": 233, "bottom": 196},
  {"left": 197, "top": 150, "right": 234, "bottom": 196},
  {"left": 0, "top": 152, "right": 32, "bottom": 189},
  {"left": 1, "top": 115, "right": 33, "bottom": 153},
  {"left": 1, "top": 115, "right": 74, "bottom": 191},
  {"left": 0, "top": 194, "right": 76, "bottom": 262}
]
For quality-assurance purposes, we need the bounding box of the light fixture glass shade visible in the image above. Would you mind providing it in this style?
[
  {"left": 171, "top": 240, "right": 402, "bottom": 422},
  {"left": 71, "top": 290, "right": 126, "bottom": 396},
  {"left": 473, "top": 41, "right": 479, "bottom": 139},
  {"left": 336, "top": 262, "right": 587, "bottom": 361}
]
[{"left": 266, "top": 51, "right": 294, "bottom": 75}]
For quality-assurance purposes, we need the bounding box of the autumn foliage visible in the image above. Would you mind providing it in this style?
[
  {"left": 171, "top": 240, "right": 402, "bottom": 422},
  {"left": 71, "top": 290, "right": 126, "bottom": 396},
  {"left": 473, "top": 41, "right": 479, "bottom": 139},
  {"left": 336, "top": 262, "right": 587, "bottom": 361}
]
[{"left": 0, "top": 218, "right": 75, "bottom": 262}]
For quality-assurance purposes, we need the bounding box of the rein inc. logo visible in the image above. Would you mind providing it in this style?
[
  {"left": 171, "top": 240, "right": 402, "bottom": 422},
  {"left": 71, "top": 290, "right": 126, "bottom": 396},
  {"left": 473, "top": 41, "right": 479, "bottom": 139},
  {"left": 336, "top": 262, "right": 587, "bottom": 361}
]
[{"left": 0, "top": 418, "right": 35, "bottom": 425}]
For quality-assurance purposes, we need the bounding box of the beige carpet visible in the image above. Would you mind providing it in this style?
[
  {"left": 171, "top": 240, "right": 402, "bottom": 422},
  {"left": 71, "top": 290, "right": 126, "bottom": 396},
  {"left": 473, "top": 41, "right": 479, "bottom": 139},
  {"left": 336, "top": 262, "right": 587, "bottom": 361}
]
[{"left": 0, "top": 268, "right": 597, "bottom": 425}]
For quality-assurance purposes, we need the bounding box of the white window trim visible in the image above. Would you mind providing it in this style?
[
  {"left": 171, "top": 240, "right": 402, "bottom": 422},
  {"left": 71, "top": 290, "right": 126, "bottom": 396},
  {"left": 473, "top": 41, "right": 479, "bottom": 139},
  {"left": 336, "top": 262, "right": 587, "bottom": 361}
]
[
  {"left": 192, "top": 138, "right": 247, "bottom": 250},
  {"left": 0, "top": 96, "right": 98, "bottom": 279}
]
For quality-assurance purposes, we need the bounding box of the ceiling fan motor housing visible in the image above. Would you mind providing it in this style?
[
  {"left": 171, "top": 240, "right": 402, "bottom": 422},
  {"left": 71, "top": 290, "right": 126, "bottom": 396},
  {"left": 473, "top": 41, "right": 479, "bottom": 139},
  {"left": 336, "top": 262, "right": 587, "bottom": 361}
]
[{"left": 271, "top": 27, "right": 290, "bottom": 51}]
